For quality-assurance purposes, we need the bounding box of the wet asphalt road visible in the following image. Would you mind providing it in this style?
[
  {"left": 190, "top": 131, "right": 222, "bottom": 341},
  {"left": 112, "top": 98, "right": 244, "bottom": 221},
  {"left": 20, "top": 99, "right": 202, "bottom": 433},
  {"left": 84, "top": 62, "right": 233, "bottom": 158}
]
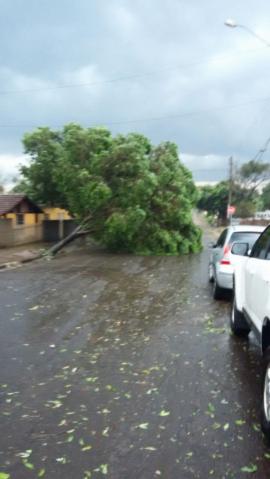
[{"left": 1, "top": 233, "right": 270, "bottom": 478}]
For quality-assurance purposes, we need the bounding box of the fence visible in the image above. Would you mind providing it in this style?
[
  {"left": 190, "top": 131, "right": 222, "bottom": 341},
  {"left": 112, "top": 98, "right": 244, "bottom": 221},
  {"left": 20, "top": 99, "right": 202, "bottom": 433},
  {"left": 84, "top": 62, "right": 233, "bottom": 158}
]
[{"left": 0, "top": 219, "right": 43, "bottom": 247}]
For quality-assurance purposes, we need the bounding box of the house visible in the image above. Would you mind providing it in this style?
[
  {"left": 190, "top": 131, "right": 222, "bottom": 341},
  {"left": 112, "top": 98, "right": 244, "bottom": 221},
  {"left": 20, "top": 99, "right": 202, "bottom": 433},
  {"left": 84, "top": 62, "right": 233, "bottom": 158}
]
[{"left": 0, "top": 194, "right": 44, "bottom": 247}]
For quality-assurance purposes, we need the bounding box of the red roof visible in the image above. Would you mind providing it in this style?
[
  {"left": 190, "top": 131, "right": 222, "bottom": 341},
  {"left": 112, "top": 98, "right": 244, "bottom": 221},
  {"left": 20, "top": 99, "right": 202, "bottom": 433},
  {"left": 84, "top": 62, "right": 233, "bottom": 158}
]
[{"left": 0, "top": 194, "right": 43, "bottom": 215}]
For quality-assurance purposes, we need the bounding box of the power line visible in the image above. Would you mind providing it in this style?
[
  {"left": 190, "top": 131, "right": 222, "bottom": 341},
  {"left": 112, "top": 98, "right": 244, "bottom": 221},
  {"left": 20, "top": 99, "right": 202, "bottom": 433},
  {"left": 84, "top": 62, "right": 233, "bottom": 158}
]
[
  {"left": 251, "top": 136, "right": 270, "bottom": 162},
  {"left": 0, "top": 46, "right": 268, "bottom": 96},
  {"left": 0, "top": 93, "right": 270, "bottom": 129}
]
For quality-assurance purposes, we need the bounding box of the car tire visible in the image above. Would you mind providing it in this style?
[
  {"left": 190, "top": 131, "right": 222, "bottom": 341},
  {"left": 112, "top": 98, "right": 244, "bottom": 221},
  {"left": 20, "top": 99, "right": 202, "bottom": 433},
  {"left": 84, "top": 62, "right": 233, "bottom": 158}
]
[
  {"left": 213, "top": 275, "right": 225, "bottom": 300},
  {"left": 230, "top": 296, "right": 250, "bottom": 337},
  {"left": 261, "top": 347, "right": 270, "bottom": 441},
  {"left": 208, "top": 263, "right": 214, "bottom": 283}
]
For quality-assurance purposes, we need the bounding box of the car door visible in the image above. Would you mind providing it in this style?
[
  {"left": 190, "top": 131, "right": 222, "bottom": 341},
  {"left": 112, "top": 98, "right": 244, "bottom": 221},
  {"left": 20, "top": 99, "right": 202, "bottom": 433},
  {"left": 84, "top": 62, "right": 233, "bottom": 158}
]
[{"left": 245, "top": 226, "right": 270, "bottom": 333}]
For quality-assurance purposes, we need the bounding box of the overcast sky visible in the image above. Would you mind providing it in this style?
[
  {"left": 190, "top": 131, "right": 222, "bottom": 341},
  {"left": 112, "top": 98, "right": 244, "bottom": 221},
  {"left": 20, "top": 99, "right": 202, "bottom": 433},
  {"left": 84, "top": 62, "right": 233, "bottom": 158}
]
[{"left": 1, "top": 0, "right": 270, "bottom": 184}]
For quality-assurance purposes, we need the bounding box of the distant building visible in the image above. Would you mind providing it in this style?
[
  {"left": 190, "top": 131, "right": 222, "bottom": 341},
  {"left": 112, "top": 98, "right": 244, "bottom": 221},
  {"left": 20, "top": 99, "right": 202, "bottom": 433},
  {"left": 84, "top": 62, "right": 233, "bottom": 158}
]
[
  {"left": 0, "top": 194, "right": 44, "bottom": 247},
  {"left": 0, "top": 194, "right": 43, "bottom": 226},
  {"left": 255, "top": 211, "right": 270, "bottom": 221},
  {"left": 42, "top": 206, "right": 71, "bottom": 221}
]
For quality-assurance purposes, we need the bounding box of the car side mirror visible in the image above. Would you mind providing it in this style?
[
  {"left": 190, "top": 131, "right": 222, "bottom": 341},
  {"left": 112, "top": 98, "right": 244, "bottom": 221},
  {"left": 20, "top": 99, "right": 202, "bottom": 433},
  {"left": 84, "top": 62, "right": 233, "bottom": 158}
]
[{"left": 231, "top": 242, "right": 249, "bottom": 256}]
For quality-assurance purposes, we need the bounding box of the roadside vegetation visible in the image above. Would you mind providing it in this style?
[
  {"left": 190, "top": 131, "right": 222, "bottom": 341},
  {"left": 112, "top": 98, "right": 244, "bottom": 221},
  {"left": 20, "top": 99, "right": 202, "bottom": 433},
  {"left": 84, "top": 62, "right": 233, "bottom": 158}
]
[
  {"left": 14, "top": 124, "right": 202, "bottom": 255},
  {"left": 197, "top": 160, "right": 270, "bottom": 223}
]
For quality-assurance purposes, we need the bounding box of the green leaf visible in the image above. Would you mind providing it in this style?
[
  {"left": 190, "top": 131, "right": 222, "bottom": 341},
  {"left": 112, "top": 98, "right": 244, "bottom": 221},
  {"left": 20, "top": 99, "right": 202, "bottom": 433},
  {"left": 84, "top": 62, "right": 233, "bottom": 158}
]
[
  {"left": 240, "top": 464, "right": 257, "bottom": 473},
  {"left": 235, "top": 419, "right": 245, "bottom": 426},
  {"left": 100, "top": 464, "right": 108, "bottom": 475},
  {"left": 85, "top": 377, "right": 98, "bottom": 383},
  {"left": 159, "top": 410, "right": 170, "bottom": 417},
  {"left": 252, "top": 423, "right": 260, "bottom": 432},
  {"left": 18, "top": 449, "right": 32, "bottom": 459},
  {"left": 138, "top": 423, "right": 149, "bottom": 430},
  {"left": 0, "top": 473, "right": 10, "bottom": 479},
  {"left": 56, "top": 457, "right": 67, "bottom": 464},
  {"left": 81, "top": 445, "right": 92, "bottom": 452},
  {"left": 22, "top": 460, "right": 34, "bottom": 470},
  {"left": 38, "top": 469, "right": 46, "bottom": 477}
]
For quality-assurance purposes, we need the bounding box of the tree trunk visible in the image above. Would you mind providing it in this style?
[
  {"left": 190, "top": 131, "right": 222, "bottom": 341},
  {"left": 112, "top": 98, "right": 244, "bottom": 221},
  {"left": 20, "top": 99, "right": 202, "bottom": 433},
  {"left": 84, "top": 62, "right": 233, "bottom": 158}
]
[{"left": 45, "top": 214, "right": 93, "bottom": 256}]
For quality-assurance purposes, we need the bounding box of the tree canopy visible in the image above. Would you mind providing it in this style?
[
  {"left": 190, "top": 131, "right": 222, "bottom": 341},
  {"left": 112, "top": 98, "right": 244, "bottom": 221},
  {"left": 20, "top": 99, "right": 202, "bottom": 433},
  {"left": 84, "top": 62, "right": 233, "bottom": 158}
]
[
  {"left": 197, "top": 159, "right": 270, "bottom": 220},
  {"left": 16, "top": 124, "right": 201, "bottom": 255},
  {"left": 261, "top": 183, "right": 270, "bottom": 210}
]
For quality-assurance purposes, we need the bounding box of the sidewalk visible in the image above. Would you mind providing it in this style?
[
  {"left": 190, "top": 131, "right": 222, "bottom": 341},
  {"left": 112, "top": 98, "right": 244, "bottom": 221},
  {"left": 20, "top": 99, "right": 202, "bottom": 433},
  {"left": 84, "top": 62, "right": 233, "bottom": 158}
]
[{"left": 0, "top": 243, "right": 49, "bottom": 269}]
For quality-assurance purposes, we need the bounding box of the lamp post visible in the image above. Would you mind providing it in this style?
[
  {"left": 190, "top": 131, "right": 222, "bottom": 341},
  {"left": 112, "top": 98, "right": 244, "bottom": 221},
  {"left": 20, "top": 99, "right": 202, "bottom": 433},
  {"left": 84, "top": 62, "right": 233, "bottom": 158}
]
[{"left": 224, "top": 19, "right": 270, "bottom": 47}]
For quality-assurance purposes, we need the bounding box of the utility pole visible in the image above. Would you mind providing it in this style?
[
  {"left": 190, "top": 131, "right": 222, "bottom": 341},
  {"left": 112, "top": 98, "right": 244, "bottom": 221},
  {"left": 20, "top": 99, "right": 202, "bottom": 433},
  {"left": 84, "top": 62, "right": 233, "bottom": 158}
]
[{"left": 227, "top": 156, "right": 234, "bottom": 225}]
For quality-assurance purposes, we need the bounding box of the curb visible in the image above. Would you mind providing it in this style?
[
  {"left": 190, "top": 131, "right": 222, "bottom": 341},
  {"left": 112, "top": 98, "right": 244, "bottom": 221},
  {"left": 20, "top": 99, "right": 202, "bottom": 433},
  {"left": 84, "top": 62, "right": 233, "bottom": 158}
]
[
  {"left": 0, "top": 261, "right": 21, "bottom": 270},
  {"left": 0, "top": 254, "right": 42, "bottom": 271}
]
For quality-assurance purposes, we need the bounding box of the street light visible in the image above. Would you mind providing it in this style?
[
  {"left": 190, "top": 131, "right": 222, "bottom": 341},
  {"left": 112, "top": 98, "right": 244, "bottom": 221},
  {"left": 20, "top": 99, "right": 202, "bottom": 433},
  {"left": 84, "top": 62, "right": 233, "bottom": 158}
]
[
  {"left": 224, "top": 18, "right": 270, "bottom": 47},
  {"left": 224, "top": 18, "right": 237, "bottom": 28}
]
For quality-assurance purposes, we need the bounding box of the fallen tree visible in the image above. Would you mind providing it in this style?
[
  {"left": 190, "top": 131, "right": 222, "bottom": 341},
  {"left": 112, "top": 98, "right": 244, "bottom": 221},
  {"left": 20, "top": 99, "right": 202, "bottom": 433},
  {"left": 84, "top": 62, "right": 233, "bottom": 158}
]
[{"left": 18, "top": 125, "right": 202, "bottom": 255}]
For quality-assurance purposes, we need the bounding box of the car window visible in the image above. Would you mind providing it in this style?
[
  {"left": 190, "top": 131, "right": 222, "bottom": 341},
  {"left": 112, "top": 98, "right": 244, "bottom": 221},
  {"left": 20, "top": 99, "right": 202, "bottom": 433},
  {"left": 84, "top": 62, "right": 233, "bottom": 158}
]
[
  {"left": 229, "top": 231, "right": 262, "bottom": 249},
  {"left": 216, "top": 229, "right": 227, "bottom": 247},
  {"left": 250, "top": 227, "right": 270, "bottom": 260}
]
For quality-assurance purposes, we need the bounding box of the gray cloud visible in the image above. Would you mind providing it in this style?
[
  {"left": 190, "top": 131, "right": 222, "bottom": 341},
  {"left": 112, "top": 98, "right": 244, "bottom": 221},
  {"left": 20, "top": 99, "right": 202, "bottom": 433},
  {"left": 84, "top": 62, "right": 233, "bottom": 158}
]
[{"left": 1, "top": 0, "right": 270, "bottom": 183}]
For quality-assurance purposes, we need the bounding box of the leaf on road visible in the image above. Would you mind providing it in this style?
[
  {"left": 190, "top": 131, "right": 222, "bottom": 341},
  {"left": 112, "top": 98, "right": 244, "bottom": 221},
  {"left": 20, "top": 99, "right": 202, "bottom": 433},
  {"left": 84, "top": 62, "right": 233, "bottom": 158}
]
[
  {"left": 235, "top": 419, "right": 245, "bottom": 426},
  {"left": 138, "top": 423, "right": 149, "bottom": 430},
  {"left": 17, "top": 449, "right": 32, "bottom": 459},
  {"left": 100, "top": 464, "right": 108, "bottom": 475},
  {"left": 85, "top": 377, "right": 98, "bottom": 383},
  {"left": 159, "top": 410, "right": 170, "bottom": 417},
  {"left": 22, "top": 460, "right": 34, "bottom": 470},
  {"left": 81, "top": 445, "right": 92, "bottom": 452},
  {"left": 28, "top": 305, "right": 40, "bottom": 311},
  {"left": 206, "top": 403, "right": 215, "bottom": 417},
  {"left": 240, "top": 464, "right": 257, "bottom": 473},
  {"left": 0, "top": 473, "right": 10, "bottom": 479}
]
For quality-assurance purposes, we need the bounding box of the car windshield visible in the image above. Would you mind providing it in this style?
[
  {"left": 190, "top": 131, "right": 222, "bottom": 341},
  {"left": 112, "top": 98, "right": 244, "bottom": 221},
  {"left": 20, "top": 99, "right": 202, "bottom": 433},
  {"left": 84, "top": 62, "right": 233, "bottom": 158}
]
[{"left": 229, "top": 231, "right": 261, "bottom": 249}]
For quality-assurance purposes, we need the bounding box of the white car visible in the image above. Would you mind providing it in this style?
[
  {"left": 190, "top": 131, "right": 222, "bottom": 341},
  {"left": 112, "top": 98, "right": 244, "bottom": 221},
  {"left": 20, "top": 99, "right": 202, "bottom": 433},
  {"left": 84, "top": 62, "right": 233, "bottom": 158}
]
[
  {"left": 209, "top": 225, "right": 265, "bottom": 300},
  {"left": 231, "top": 224, "right": 270, "bottom": 439}
]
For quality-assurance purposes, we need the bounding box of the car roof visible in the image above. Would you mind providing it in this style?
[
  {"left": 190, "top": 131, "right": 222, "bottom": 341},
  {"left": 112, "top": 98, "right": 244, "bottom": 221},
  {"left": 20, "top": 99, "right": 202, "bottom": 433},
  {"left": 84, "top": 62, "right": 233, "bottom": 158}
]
[{"left": 228, "top": 225, "right": 266, "bottom": 233}]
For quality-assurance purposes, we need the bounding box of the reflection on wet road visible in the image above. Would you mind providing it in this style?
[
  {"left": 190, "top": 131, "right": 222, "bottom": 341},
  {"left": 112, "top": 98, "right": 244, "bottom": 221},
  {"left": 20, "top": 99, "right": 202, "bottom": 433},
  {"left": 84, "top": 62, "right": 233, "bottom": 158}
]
[{"left": 0, "top": 238, "right": 269, "bottom": 478}]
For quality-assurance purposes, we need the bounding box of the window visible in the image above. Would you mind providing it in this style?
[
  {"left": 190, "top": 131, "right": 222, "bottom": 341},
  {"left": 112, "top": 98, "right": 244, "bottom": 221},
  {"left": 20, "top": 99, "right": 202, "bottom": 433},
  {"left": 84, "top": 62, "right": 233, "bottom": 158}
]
[
  {"left": 216, "top": 229, "right": 228, "bottom": 247},
  {"left": 16, "top": 213, "right": 24, "bottom": 225},
  {"left": 229, "top": 231, "right": 262, "bottom": 250},
  {"left": 250, "top": 227, "right": 270, "bottom": 260}
]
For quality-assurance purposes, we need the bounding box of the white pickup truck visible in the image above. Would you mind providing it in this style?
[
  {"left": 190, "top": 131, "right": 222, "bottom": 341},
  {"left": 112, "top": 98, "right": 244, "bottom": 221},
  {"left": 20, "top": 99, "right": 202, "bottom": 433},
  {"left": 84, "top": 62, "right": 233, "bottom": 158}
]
[{"left": 231, "top": 224, "right": 270, "bottom": 439}]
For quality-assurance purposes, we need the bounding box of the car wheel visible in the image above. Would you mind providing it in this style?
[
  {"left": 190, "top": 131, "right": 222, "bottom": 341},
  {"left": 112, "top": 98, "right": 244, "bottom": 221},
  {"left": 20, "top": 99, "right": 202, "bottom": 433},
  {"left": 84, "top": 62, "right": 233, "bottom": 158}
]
[
  {"left": 213, "top": 275, "right": 225, "bottom": 300},
  {"left": 261, "top": 347, "right": 270, "bottom": 441},
  {"left": 208, "top": 263, "right": 214, "bottom": 283},
  {"left": 230, "top": 296, "right": 250, "bottom": 337}
]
